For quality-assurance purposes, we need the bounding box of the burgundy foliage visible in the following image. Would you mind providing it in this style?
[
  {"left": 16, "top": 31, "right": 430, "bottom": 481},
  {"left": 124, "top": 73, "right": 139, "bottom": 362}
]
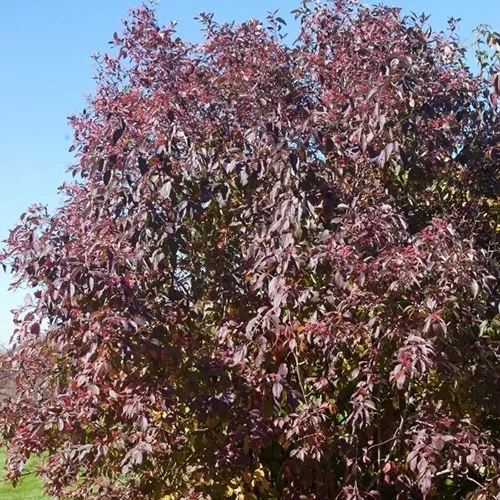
[{"left": 1, "top": 1, "right": 500, "bottom": 498}]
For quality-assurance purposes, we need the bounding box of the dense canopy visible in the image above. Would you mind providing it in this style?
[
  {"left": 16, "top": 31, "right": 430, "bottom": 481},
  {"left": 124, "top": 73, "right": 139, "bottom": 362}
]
[{"left": 1, "top": 1, "right": 500, "bottom": 498}]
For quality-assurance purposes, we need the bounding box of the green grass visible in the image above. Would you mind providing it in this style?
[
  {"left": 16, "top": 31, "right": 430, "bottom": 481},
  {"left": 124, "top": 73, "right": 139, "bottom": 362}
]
[{"left": 0, "top": 449, "right": 47, "bottom": 499}]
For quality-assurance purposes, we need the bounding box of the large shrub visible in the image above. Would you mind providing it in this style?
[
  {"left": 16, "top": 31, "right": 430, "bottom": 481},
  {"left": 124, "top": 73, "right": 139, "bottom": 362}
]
[{"left": 2, "top": 1, "right": 500, "bottom": 498}]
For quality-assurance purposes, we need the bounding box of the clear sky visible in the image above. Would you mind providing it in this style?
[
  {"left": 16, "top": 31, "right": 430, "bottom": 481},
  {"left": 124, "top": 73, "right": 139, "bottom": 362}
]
[{"left": 0, "top": 0, "right": 498, "bottom": 346}]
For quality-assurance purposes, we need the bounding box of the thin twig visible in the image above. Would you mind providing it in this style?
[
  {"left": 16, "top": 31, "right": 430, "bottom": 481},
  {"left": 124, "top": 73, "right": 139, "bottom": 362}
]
[
  {"left": 367, "top": 436, "right": 397, "bottom": 453},
  {"left": 292, "top": 348, "right": 307, "bottom": 402}
]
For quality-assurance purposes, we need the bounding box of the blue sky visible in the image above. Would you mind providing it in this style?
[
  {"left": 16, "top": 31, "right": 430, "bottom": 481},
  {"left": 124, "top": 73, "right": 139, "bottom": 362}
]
[{"left": 0, "top": 0, "right": 498, "bottom": 346}]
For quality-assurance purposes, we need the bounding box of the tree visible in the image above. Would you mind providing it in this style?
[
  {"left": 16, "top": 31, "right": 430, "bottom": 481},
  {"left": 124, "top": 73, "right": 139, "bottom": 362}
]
[
  {"left": 0, "top": 346, "right": 15, "bottom": 404},
  {"left": 1, "top": 1, "right": 500, "bottom": 498}
]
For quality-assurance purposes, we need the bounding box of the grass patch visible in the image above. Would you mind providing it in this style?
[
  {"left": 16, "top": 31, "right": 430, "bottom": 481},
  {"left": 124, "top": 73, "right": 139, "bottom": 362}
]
[{"left": 0, "top": 449, "right": 47, "bottom": 499}]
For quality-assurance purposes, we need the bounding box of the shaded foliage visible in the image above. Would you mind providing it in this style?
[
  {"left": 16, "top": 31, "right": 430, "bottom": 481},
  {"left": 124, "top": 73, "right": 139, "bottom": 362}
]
[{"left": 1, "top": 1, "right": 500, "bottom": 498}]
